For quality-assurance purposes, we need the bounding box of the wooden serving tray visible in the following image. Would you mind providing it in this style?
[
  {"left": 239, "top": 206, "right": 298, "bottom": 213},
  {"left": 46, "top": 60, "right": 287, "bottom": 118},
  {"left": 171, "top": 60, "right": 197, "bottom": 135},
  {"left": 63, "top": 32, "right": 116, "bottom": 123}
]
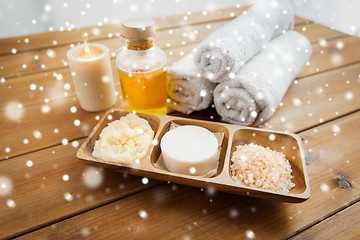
[{"left": 77, "top": 108, "right": 310, "bottom": 203}]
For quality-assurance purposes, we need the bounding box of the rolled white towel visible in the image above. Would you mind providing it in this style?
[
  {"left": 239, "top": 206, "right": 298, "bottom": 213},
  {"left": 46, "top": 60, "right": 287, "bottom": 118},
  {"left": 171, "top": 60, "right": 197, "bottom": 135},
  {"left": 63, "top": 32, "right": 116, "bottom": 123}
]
[
  {"left": 195, "top": 0, "right": 295, "bottom": 83},
  {"left": 167, "top": 53, "right": 217, "bottom": 114},
  {"left": 213, "top": 31, "right": 312, "bottom": 126}
]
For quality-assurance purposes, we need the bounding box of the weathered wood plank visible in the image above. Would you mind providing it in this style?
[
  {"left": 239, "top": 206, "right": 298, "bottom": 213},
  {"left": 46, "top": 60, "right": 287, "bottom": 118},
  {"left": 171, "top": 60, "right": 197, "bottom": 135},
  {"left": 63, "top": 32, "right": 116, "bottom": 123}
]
[
  {"left": 293, "top": 23, "right": 346, "bottom": 43},
  {"left": 0, "top": 6, "right": 310, "bottom": 56},
  {"left": 2, "top": 57, "right": 359, "bottom": 161},
  {"left": 264, "top": 62, "right": 360, "bottom": 132},
  {"left": 0, "top": 68, "right": 74, "bottom": 111},
  {"left": 0, "top": 19, "right": 242, "bottom": 79},
  {"left": 0, "top": 96, "right": 122, "bottom": 160},
  {"left": 299, "top": 35, "right": 360, "bottom": 78},
  {"left": 0, "top": 6, "right": 251, "bottom": 55},
  {"left": 0, "top": 139, "right": 161, "bottom": 239},
  {"left": 291, "top": 201, "right": 360, "bottom": 240},
  {"left": 0, "top": 14, "right": 315, "bottom": 80},
  {"left": 1, "top": 17, "right": 250, "bottom": 81},
  {"left": 16, "top": 111, "right": 360, "bottom": 239},
  {"left": 0, "top": 22, "right": 348, "bottom": 113}
]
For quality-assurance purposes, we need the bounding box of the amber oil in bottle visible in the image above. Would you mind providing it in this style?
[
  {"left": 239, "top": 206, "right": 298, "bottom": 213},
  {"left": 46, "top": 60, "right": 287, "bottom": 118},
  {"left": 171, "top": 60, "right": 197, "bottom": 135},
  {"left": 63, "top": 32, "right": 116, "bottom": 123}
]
[{"left": 116, "top": 18, "right": 167, "bottom": 114}]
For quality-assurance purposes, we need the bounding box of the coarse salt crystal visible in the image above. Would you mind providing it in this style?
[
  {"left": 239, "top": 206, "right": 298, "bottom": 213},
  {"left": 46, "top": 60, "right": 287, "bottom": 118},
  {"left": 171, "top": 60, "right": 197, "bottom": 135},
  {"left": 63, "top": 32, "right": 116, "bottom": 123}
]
[{"left": 230, "top": 143, "right": 295, "bottom": 192}]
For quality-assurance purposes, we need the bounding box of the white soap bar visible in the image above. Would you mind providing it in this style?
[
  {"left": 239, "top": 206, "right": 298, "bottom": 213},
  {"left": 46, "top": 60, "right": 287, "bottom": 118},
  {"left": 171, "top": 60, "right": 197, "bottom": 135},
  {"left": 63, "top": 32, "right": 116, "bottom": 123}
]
[{"left": 160, "top": 125, "right": 219, "bottom": 176}]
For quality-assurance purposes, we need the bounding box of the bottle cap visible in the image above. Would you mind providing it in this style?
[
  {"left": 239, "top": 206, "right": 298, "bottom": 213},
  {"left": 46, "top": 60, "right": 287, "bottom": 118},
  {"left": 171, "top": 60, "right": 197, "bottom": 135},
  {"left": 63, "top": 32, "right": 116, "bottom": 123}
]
[{"left": 120, "top": 18, "right": 156, "bottom": 42}]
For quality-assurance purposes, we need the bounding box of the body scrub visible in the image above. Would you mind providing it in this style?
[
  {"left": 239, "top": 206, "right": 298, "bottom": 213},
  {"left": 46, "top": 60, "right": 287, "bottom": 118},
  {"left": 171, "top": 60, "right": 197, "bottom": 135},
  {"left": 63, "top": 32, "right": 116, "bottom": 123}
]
[
  {"left": 92, "top": 113, "right": 154, "bottom": 163},
  {"left": 231, "top": 143, "right": 295, "bottom": 192},
  {"left": 160, "top": 125, "right": 219, "bottom": 176}
]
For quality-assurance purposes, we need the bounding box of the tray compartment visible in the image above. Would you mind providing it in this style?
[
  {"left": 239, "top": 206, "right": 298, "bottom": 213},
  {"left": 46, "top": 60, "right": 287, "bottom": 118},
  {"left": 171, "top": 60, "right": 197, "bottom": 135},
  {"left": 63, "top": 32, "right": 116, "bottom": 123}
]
[
  {"left": 228, "top": 128, "right": 309, "bottom": 195},
  {"left": 79, "top": 109, "right": 161, "bottom": 170},
  {"left": 150, "top": 118, "right": 230, "bottom": 178}
]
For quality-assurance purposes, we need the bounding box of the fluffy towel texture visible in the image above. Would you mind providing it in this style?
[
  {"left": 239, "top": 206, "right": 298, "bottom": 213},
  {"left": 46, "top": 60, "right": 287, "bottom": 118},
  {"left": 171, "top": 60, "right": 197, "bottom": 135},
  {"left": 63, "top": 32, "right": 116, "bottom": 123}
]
[
  {"left": 213, "top": 31, "right": 312, "bottom": 126},
  {"left": 195, "top": 0, "right": 295, "bottom": 83},
  {"left": 167, "top": 53, "right": 217, "bottom": 114}
]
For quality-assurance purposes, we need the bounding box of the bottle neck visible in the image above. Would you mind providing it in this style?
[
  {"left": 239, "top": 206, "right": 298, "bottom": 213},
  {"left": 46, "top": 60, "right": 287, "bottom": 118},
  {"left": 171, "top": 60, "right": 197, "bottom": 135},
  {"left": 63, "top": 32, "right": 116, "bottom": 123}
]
[{"left": 126, "top": 40, "right": 154, "bottom": 51}]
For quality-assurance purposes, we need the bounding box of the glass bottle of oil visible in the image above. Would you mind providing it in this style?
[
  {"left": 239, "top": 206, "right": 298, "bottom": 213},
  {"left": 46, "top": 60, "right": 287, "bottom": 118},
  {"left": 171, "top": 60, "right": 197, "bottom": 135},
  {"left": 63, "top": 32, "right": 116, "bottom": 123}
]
[{"left": 116, "top": 18, "right": 167, "bottom": 114}]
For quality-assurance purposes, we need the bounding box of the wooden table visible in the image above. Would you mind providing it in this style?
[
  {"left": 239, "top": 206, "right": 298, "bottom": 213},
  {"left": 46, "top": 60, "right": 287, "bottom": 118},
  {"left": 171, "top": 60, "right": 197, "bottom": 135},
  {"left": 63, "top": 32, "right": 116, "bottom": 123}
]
[{"left": 1, "top": 6, "right": 360, "bottom": 240}]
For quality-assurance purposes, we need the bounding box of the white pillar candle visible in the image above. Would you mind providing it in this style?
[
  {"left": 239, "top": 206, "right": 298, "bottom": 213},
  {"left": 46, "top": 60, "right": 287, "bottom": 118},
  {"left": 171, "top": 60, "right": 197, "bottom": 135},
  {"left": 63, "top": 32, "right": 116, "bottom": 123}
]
[{"left": 67, "top": 43, "right": 116, "bottom": 112}]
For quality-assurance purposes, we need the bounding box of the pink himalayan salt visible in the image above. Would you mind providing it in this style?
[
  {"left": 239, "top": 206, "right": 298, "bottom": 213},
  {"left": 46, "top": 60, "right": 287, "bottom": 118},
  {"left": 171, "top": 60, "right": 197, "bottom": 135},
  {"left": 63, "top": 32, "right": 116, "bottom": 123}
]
[{"left": 230, "top": 143, "right": 295, "bottom": 193}]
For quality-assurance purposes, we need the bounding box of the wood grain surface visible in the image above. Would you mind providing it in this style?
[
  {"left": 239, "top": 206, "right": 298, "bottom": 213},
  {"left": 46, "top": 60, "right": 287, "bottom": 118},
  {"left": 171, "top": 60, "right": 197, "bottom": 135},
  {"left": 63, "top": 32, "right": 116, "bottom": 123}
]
[
  {"left": 291, "top": 201, "right": 360, "bottom": 239},
  {"left": 0, "top": 26, "right": 354, "bottom": 160},
  {"left": 16, "top": 111, "right": 360, "bottom": 239},
  {"left": 1, "top": 5, "right": 359, "bottom": 240}
]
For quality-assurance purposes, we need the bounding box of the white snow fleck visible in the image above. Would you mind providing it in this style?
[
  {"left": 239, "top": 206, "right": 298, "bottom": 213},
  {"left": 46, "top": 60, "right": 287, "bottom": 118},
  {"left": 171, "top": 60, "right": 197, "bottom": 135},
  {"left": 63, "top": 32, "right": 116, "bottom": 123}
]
[
  {"left": 229, "top": 208, "right": 239, "bottom": 218},
  {"left": 336, "top": 41, "right": 344, "bottom": 49},
  {"left": 62, "top": 174, "right": 69, "bottom": 181},
  {"left": 269, "top": 134, "right": 276, "bottom": 141},
  {"left": 72, "top": 141, "right": 79, "bottom": 148},
  {"left": 229, "top": 72, "right": 235, "bottom": 79},
  {"left": 345, "top": 92, "right": 353, "bottom": 100},
  {"left": 292, "top": 97, "right": 302, "bottom": 106},
  {"left": 26, "top": 160, "right": 33, "bottom": 167},
  {"left": 139, "top": 210, "right": 148, "bottom": 219},
  {"left": 5, "top": 101, "right": 24, "bottom": 120},
  {"left": 64, "top": 83, "right": 71, "bottom": 90},
  {"left": 130, "top": 3, "right": 138, "bottom": 12},
  {"left": 56, "top": 74, "right": 63, "bottom": 80},
  {"left": 332, "top": 125, "right": 340, "bottom": 134},
  {"left": 30, "top": 83, "right": 37, "bottom": 90},
  {"left": 152, "top": 139, "right": 159, "bottom": 145},
  {"left": 41, "top": 105, "right": 51, "bottom": 113},
  {"left": 61, "top": 139, "right": 68, "bottom": 145},
  {"left": 64, "top": 192, "right": 74, "bottom": 201},
  {"left": 83, "top": 167, "right": 103, "bottom": 188},
  {"left": 206, "top": 187, "right": 216, "bottom": 196},
  {"left": 70, "top": 106, "right": 77, "bottom": 113},
  {"left": 7, "top": 199, "right": 16, "bottom": 208},
  {"left": 102, "top": 76, "right": 109, "bottom": 83},
  {"left": 44, "top": 4, "right": 52, "bottom": 12},
  {"left": 142, "top": 178, "right": 149, "bottom": 184},
  {"left": 319, "top": 39, "right": 327, "bottom": 47},
  {"left": 33, "top": 130, "right": 43, "bottom": 139},
  {"left": 74, "top": 119, "right": 81, "bottom": 126},
  {"left": 0, "top": 176, "right": 12, "bottom": 196},
  {"left": 80, "top": 228, "right": 90, "bottom": 237},
  {"left": 246, "top": 230, "right": 255, "bottom": 239},
  {"left": 321, "top": 183, "right": 329, "bottom": 192},
  {"left": 250, "top": 111, "right": 257, "bottom": 118},
  {"left": 46, "top": 49, "right": 55, "bottom": 58}
]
